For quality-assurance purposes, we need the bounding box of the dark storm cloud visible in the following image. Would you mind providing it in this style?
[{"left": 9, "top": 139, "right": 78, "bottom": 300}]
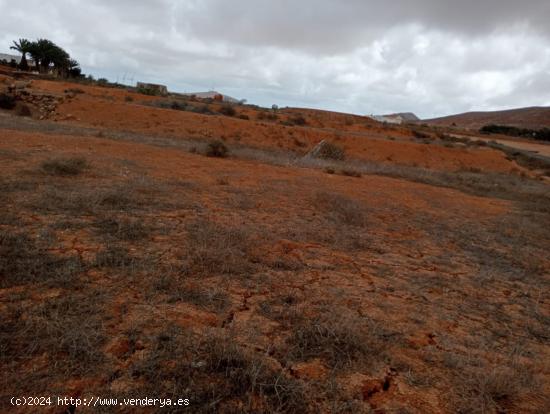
[{"left": 1, "top": 0, "right": 549, "bottom": 117}]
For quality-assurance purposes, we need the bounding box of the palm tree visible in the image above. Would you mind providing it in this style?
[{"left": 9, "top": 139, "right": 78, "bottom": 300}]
[
  {"left": 28, "top": 38, "right": 57, "bottom": 73},
  {"left": 10, "top": 38, "right": 32, "bottom": 70},
  {"left": 66, "top": 59, "right": 81, "bottom": 78},
  {"left": 23, "top": 38, "right": 80, "bottom": 77}
]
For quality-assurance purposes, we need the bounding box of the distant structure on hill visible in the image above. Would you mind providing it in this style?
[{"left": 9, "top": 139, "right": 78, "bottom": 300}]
[
  {"left": 367, "top": 112, "right": 419, "bottom": 125},
  {"left": 181, "top": 90, "right": 240, "bottom": 103},
  {"left": 0, "top": 52, "right": 36, "bottom": 68},
  {"left": 136, "top": 81, "right": 168, "bottom": 96}
]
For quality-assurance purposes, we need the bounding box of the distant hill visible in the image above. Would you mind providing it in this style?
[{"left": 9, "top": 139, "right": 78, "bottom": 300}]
[{"left": 424, "top": 106, "right": 550, "bottom": 130}]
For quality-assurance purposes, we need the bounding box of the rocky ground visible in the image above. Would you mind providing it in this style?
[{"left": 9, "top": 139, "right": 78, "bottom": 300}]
[{"left": 1, "top": 72, "right": 549, "bottom": 413}]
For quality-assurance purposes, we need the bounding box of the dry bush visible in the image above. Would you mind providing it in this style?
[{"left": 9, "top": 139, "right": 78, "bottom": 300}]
[
  {"left": 35, "top": 186, "right": 131, "bottom": 213},
  {"left": 181, "top": 219, "right": 255, "bottom": 276},
  {"left": 288, "top": 310, "right": 386, "bottom": 370},
  {"left": 259, "top": 293, "right": 304, "bottom": 329},
  {"left": 41, "top": 157, "right": 88, "bottom": 176},
  {"left": 34, "top": 179, "right": 163, "bottom": 215},
  {"left": 289, "top": 114, "right": 307, "bottom": 126},
  {"left": 313, "top": 141, "right": 345, "bottom": 160},
  {"left": 1, "top": 293, "right": 106, "bottom": 376},
  {"left": 130, "top": 327, "right": 309, "bottom": 413},
  {"left": 65, "top": 88, "right": 85, "bottom": 94},
  {"left": 411, "top": 129, "right": 430, "bottom": 139},
  {"left": 219, "top": 104, "right": 236, "bottom": 117},
  {"left": 257, "top": 111, "right": 278, "bottom": 121},
  {"left": 165, "top": 279, "right": 231, "bottom": 313},
  {"left": 94, "top": 217, "right": 150, "bottom": 241},
  {"left": 340, "top": 168, "right": 362, "bottom": 178},
  {"left": 206, "top": 140, "right": 229, "bottom": 158},
  {"left": 94, "top": 244, "right": 138, "bottom": 269},
  {"left": 314, "top": 191, "right": 367, "bottom": 227},
  {"left": 451, "top": 358, "right": 539, "bottom": 414},
  {"left": 0, "top": 230, "right": 82, "bottom": 288}
]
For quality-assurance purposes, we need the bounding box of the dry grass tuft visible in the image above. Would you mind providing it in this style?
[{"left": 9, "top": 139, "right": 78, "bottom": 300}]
[
  {"left": 206, "top": 140, "right": 229, "bottom": 158},
  {"left": 130, "top": 326, "right": 309, "bottom": 412},
  {"left": 1, "top": 292, "right": 106, "bottom": 375},
  {"left": 94, "top": 217, "right": 150, "bottom": 241},
  {"left": 0, "top": 230, "right": 82, "bottom": 288},
  {"left": 451, "top": 358, "right": 539, "bottom": 414},
  {"left": 288, "top": 310, "right": 386, "bottom": 370},
  {"left": 181, "top": 219, "right": 255, "bottom": 276},
  {"left": 164, "top": 279, "right": 231, "bottom": 313},
  {"left": 41, "top": 157, "right": 89, "bottom": 176},
  {"left": 315, "top": 191, "right": 367, "bottom": 227}
]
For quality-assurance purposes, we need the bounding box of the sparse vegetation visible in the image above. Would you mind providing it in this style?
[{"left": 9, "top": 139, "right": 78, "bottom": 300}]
[
  {"left": 289, "top": 310, "right": 386, "bottom": 370},
  {"left": 94, "top": 217, "right": 149, "bottom": 240},
  {"left": 41, "top": 157, "right": 88, "bottom": 176},
  {"left": 64, "top": 88, "right": 85, "bottom": 94},
  {"left": 340, "top": 168, "right": 362, "bottom": 178},
  {"left": 137, "top": 86, "right": 160, "bottom": 96},
  {"left": 1, "top": 68, "right": 549, "bottom": 413},
  {"left": 219, "top": 104, "right": 236, "bottom": 117},
  {"left": 206, "top": 139, "right": 229, "bottom": 157},
  {"left": 315, "top": 191, "right": 367, "bottom": 227},
  {"left": 181, "top": 219, "right": 254, "bottom": 276},
  {"left": 481, "top": 124, "right": 550, "bottom": 142},
  {"left": 0, "top": 229, "right": 82, "bottom": 288},
  {"left": 167, "top": 282, "right": 231, "bottom": 312},
  {"left": 289, "top": 114, "right": 307, "bottom": 126},
  {"left": 314, "top": 141, "right": 346, "bottom": 160},
  {"left": 257, "top": 111, "right": 278, "bottom": 121},
  {"left": 130, "top": 327, "right": 309, "bottom": 412},
  {"left": 412, "top": 129, "right": 431, "bottom": 139}
]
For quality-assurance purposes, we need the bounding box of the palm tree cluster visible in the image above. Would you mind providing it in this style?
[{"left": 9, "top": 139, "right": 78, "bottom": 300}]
[{"left": 10, "top": 38, "right": 81, "bottom": 77}]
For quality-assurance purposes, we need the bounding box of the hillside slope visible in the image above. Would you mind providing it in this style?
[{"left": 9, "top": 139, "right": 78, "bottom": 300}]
[{"left": 424, "top": 106, "right": 550, "bottom": 129}]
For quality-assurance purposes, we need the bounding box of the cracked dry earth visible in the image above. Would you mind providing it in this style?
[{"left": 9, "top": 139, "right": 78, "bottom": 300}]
[{"left": 1, "top": 80, "right": 550, "bottom": 414}]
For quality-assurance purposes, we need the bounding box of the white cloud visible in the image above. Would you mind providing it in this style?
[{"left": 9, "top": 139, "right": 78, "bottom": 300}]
[{"left": 1, "top": 0, "right": 548, "bottom": 118}]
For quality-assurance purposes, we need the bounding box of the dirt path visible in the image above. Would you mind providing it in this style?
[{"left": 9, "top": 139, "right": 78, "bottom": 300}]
[{"left": 452, "top": 132, "right": 550, "bottom": 157}]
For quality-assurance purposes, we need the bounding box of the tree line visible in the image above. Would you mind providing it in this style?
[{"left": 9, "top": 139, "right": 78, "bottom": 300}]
[{"left": 9, "top": 38, "right": 81, "bottom": 78}]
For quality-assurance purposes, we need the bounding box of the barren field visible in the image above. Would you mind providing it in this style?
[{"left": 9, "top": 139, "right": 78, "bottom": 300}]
[{"left": 1, "top": 75, "right": 549, "bottom": 413}]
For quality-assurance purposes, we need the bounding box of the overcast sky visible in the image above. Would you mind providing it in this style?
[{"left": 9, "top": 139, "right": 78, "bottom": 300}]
[{"left": 1, "top": 0, "right": 549, "bottom": 118}]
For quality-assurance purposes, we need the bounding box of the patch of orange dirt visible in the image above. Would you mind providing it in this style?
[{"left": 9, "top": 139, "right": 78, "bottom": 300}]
[{"left": 19, "top": 79, "right": 522, "bottom": 174}]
